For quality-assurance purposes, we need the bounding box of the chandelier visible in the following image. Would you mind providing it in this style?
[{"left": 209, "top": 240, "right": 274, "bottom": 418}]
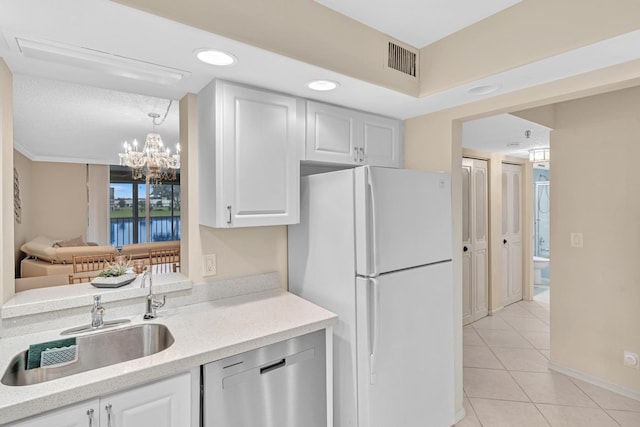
[{"left": 119, "top": 112, "right": 180, "bottom": 183}]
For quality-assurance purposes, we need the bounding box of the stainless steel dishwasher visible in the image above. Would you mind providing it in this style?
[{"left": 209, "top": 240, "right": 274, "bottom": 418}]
[{"left": 203, "top": 329, "right": 327, "bottom": 427}]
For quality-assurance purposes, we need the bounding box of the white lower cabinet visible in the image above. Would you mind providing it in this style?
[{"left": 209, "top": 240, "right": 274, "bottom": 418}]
[{"left": 7, "top": 372, "right": 192, "bottom": 427}]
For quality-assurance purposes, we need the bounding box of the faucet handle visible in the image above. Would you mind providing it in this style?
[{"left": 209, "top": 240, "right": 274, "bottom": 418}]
[{"left": 153, "top": 295, "right": 166, "bottom": 309}]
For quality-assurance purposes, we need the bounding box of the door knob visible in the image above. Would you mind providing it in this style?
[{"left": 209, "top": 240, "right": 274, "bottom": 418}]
[
  {"left": 463, "top": 246, "right": 469, "bottom": 252},
  {"left": 503, "top": 239, "right": 507, "bottom": 244}
]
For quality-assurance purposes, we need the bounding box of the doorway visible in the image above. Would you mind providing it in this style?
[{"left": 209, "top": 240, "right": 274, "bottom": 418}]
[{"left": 533, "top": 166, "right": 550, "bottom": 302}]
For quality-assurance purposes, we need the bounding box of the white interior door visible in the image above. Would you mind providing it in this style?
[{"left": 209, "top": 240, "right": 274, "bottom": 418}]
[
  {"left": 502, "top": 163, "right": 523, "bottom": 306},
  {"left": 355, "top": 264, "right": 454, "bottom": 427},
  {"left": 462, "top": 158, "right": 489, "bottom": 326}
]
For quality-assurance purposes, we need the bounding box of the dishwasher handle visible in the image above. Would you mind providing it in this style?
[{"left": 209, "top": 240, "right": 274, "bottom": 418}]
[{"left": 260, "top": 358, "right": 286, "bottom": 375}]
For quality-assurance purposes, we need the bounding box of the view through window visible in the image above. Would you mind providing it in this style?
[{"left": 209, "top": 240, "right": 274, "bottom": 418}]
[{"left": 109, "top": 166, "right": 180, "bottom": 247}]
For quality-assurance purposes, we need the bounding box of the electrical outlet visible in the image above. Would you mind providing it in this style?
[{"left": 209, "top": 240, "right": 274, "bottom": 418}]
[
  {"left": 202, "top": 254, "right": 217, "bottom": 277},
  {"left": 623, "top": 351, "right": 639, "bottom": 368},
  {"left": 570, "top": 232, "right": 583, "bottom": 248}
]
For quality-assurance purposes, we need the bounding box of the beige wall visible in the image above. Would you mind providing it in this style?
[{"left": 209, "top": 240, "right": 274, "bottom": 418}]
[
  {"left": 1, "top": 59, "right": 14, "bottom": 304},
  {"left": 13, "top": 150, "right": 32, "bottom": 276},
  {"left": 550, "top": 86, "right": 640, "bottom": 391},
  {"left": 180, "top": 93, "right": 288, "bottom": 288},
  {"left": 29, "top": 162, "right": 87, "bottom": 241}
]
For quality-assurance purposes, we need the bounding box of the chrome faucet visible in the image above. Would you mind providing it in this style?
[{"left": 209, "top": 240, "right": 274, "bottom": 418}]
[
  {"left": 141, "top": 270, "right": 166, "bottom": 320},
  {"left": 91, "top": 295, "right": 105, "bottom": 328}
]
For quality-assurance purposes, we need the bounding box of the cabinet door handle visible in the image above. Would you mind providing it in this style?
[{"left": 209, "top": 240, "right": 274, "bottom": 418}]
[
  {"left": 226, "top": 205, "right": 232, "bottom": 225},
  {"left": 354, "top": 147, "right": 359, "bottom": 163},
  {"left": 105, "top": 404, "right": 113, "bottom": 427},
  {"left": 87, "top": 408, "right": 94, "bottom": 427},
  {"left": 359, "top": 147, "right": 365, "bottom": 163}
]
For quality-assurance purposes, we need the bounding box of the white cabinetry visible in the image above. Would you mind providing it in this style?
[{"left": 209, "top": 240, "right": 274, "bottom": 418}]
[
  {"left": 5, "top": 399, "right": 100, "bottom": 427},
  {"left": 305, "top": 100, "right": 402, "bottom": 168},
  {"left": 198, "top": 80, "right": 301, "bottom": 228},
  {"left": 7, "top": 372, "right": 192, "bottom": 427}
]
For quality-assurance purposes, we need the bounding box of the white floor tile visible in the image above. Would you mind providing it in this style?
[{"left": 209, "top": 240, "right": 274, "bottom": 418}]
[
  {"left": 536, "top": 404, "right": 620, "bottom": 427},
  {"left": 454, "top": 398, "right": 482, "bottom": 427},
  {"left": 475, "top": 328, "right": 534, "bottom": 349},
  {"left": 498, "top": 304, "right": 538, "bottom": 318},
  {"left": 471, "top": 315, "right": 513, "bottom": 330},
  {"left": 607, "top": 409, "right": 640, "bottom": 427},
  {"left": 463, "top": 368, "right": 529, "bottom": 402},
  {"left": 511, "top": 371, "right": 597, "bottom": 408},
  {"left": 463, "top": 326, "right": 486, "bottom": 346},
  {"left": 470, "top": 398, "right": 550, "bottom": 427},
  {"left": 518, "top": 330, "right": 550, "bottom": 350},
  {"left": 570, "top": 378, "right": 640, "bottom": 412},
  {"left": 500, "top": 316, "right": 550, "bottom": 333},
  {"left": 491, "top": 348, "right": 550, "bottom": 373},
  {"left": 464, "top": 345, "right": 504, "bottom": 369}
]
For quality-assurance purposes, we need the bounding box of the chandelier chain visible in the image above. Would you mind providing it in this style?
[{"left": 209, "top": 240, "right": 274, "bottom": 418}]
[{"left": 152, "top": 100, "right": 173, "bottom": 127}]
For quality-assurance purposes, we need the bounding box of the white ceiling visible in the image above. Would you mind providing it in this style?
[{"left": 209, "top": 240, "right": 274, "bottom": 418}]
[
  {"left": 1, "top": 0, "right": 640, "bottom": 164},
  {"left": 462, "top": 114, "right": 550, "bottom": 158},
  {"left": 314, "top": 0, "right": 522, "bottom": 48}
]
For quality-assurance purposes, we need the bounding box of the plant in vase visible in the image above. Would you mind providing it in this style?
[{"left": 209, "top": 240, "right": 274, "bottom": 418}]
[{"left": 99, "top": 260, "right": 132, "bottom": 277}]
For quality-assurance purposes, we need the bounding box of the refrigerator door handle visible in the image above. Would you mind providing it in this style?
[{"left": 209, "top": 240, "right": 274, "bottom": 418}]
[
  {"left": 369, "top": 278, "right": 380, "bottom": 385},
  {"left": 366, "top": 168, "right": 379, "bottom": 277}
]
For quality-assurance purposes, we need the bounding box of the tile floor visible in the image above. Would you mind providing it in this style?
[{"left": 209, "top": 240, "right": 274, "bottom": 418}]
[{"left": 455, "top": 294, "right": 640, "bottom": 427}]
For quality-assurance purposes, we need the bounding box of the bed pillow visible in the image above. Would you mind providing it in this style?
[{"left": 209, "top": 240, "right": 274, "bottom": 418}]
[
  {"left": 20, "top": 236, "right": 58, "bottom": 262},
  {"left": 54, "top": 236, "right": 88, "bottom": 247}
]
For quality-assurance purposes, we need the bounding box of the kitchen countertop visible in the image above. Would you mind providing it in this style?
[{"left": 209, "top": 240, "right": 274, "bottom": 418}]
[{"left": 0, "top": 289, "right": 337, "bottom": 425}]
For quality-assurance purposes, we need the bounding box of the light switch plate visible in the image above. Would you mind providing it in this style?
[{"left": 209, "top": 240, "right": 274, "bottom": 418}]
[{"left": 202, "top": 254, "right": 217, "bottom": 277}]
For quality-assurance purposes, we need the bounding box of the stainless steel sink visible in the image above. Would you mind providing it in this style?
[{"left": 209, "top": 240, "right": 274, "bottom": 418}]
[{"left": 1, "top": 324, "right": 174, "bottom": 386}]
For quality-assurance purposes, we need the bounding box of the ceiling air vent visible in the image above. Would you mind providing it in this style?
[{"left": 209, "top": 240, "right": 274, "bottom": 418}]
[{"left": 387, "top": 42, "right": 417, "bottom": 77}]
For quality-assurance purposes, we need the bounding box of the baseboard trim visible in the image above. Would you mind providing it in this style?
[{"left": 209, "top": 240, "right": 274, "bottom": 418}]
[
  {"left": 454, "top": 407, "right": 467, "bottom": 424},
  {"left": 548, "top": 361, "right": 640, "bottom": 401},
  {"left": 488, "top": 306, "right": 504, "bottom": 315}
]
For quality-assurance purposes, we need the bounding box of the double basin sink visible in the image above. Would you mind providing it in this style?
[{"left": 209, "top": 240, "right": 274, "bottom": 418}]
[{"left": 1, "top": 324, "right": 174, "bottom": 386}]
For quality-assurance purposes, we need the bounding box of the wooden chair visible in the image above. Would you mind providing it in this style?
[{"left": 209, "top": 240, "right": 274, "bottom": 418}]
[
  {"left": 149, "top": 248, "right": 180, "bottom": 274},
  {"left": 68, "top": 253, "right": 114, "bottom": 284}
]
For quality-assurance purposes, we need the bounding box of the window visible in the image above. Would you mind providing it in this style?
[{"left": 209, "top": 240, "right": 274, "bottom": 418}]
[{"left": 109, "top": 166, "right": 180, "bottom": 247}]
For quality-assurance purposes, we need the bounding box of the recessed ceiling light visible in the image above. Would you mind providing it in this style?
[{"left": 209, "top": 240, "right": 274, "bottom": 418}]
[
  {"left": 507, "top": 142, "right": 520, "bottom": 147},
  {"left": 468, "top": 84, "right": 499, "bottom": 96},
  {"left": 195, "top": 49, "right": 237, "bottom": 66},
  {"left": 307, "top": 80, "right": 339, "bottom": 91}
]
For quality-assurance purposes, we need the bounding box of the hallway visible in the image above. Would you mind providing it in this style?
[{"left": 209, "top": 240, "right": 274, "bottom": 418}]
[{"left": 456, "top": 300, "right": 640, "bottom": 426}]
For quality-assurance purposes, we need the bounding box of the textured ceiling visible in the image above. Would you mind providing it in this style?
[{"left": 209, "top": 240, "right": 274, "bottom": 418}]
[{"left": 13, "top": 75, "right": 179, "bottom": 165}]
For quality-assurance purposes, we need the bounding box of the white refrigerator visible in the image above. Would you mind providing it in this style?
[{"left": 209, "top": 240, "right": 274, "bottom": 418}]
[{"left": 288, "top": 166, "right": 454, "bottom": 427}]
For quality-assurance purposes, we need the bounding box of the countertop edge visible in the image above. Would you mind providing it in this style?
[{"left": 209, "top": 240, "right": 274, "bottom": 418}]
[{"left": 0, "top": 290, "right": 337, "bottom": 425}]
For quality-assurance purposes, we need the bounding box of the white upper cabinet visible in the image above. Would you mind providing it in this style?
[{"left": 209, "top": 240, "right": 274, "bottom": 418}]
[
  {"left": 305, "top": 101, "right": 359, "bottom": 164},
  {"left": 198, "top": 80, "right": 301, "bottom": 228},
  {"left": 360, "top": 113, "right": 403, "bottom": 168},
  {"left": 305, "top": 100, "right": 403, "bottom": 168}
]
